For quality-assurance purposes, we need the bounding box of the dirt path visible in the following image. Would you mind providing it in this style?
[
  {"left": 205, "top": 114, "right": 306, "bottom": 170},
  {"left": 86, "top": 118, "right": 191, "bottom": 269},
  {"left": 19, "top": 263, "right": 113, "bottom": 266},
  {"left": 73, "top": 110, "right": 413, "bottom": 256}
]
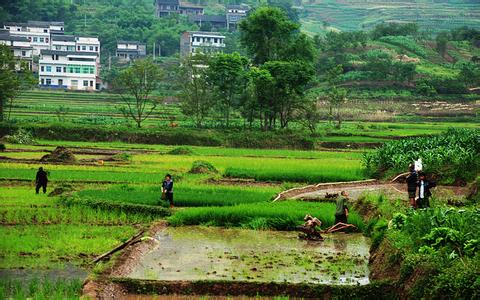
[{"left": 274, "top": 180, "right": 468, "bottom": 202}]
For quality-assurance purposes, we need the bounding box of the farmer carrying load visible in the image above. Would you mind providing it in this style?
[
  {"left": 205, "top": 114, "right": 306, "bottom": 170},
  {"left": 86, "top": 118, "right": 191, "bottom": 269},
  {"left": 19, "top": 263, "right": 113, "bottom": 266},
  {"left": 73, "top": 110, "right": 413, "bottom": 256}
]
[
  {"left": 162, "top": 174, "right": 174, "bottom": 208},
  {"left": 406, "top": 164, "right": 418, "bottom": 208}
]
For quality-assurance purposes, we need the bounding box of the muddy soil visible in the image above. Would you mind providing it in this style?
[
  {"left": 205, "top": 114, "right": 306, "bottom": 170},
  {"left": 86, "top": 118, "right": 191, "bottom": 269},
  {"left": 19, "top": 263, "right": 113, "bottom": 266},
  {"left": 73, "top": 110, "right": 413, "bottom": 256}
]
[{"left": 124, "top": 227, "right": 370, "bottom": 286}]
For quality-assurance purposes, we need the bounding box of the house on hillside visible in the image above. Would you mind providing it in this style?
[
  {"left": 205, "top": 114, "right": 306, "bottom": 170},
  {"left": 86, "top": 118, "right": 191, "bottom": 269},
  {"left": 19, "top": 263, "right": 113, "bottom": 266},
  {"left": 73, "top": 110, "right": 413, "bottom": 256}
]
[
  {"left": 38, "top": 49, "right": 100, "bottom": 91},
  {"left": 0, "top": 31, "right": 33, "bottom": 70},
  {"left": 154, "top": 0, "right": 204, "bottom": 17},
  {"left": 3, "top": 21, "right": 64, "bottom": 55},
  {"left": 188, "top": 15, "right": 227, "bottom": 29},
  {"left": 226, "top": 5, "right": 249, "bottom": 30},
  {"left": 116, "top": 41, "right": 147, "bottom": 62},
  {"left": 180, "top": 31, "right": 226, "bottom": 57}
]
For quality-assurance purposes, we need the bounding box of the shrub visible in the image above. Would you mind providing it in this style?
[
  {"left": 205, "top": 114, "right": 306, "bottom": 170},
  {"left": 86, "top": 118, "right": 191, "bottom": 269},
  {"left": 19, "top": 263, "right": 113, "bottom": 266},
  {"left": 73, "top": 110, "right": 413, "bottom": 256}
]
[
  {"left": 0, "top": 143, "right": 5, "bottom": 152},
  {"left": 4, "top": 128, "right": 36, "bottom": 144},
  {"left": 168, "top": 147, "right": 194, "bottom": 155},
  {"left": 111, "top": 152, "right": 132, "bottom": 161},
  {"left": 190, "top": 160, "right": 218, "bottom": 174}
]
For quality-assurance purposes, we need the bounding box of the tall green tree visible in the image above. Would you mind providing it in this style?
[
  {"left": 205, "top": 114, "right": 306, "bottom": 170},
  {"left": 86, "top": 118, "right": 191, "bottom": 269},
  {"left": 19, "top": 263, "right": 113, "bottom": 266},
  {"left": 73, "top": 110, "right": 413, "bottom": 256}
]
[
  {"left": 0, "top": 45, "right": 35, "bottom": 122},
  {"left": 436, "top": 32, "right": 449, "bottom": 58},
  {"left": 177, "top": 54, "right": 213, "bottom": 128},
  {"left": 239, "top": 7, "right": 299, "bottom": 65},
  {"left": 207, "top": 52, "right": 249, "bottom": 127},
  {"left": 325, "top": 65, "right": 348, "bottom": 129},
  {"left": 244, "top": 67, "right": 275, "bottom": 130},
  {"left": 262, "top": 60, "right": 315, "bottom": 128},
  {"left": 113, "top": 57, "right": 164, "bottom": 128}
]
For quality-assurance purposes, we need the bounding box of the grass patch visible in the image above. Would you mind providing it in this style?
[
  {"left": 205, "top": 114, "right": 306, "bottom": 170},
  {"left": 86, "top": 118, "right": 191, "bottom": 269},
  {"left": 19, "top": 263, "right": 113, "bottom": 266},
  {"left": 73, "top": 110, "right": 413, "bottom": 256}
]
[{"left": 0, "top": 277, "right": 82, "bottom": 299}]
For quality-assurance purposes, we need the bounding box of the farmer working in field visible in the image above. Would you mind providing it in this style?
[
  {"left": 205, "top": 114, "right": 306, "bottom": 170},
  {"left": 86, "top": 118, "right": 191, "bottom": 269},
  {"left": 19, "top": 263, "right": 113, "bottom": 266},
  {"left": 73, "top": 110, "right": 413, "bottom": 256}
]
[
  {"left": 297, "top": 214, "right": 323, "bottom": 240},
  {"left": 162, "top": 174, "right": 174, "bottom": 208},
  {"left": 406, "top": 164, "right": 418, "bottom": 208},
  {"left": 334, "top": 191, "right": 349, "bottom": 224},
  {"left": 35, "top": 167, "right": 48, "bottom": 194},
  {"left": 416, "top": 171, "right": 436, "bottom": 209}
]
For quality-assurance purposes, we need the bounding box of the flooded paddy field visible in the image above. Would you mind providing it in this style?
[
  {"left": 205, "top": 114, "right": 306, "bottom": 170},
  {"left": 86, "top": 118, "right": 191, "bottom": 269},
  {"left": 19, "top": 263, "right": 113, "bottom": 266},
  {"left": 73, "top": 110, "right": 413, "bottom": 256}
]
[{"left": 125, "top": 226, "right": 370, "bottom": 285}]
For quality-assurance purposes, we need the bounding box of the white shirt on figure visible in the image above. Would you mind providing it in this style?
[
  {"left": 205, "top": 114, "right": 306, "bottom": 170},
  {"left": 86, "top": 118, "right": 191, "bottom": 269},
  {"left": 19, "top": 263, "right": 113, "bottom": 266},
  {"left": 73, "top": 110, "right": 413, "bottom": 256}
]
[{"left": 420, "top": 181, "right": 425, "bottom": 198}]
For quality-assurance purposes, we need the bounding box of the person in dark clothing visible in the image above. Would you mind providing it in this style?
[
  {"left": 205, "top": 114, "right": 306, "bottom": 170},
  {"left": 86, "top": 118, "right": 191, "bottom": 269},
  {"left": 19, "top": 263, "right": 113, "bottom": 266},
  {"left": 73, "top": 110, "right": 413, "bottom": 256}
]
[
  {"left": 162, "top": 174, "right": 174, "bottom": 208},
  {"left": 335, "top": 191, "right": 349, "bottom": 224},
  {"left": 35, "top": 167, "right": 48, "bottom": 194},
  {"left": 406, "top": 164, "right": 418, "bottom": 208},
  {"left": 416, "top": 172, "right": 436, "bottom": 209}
]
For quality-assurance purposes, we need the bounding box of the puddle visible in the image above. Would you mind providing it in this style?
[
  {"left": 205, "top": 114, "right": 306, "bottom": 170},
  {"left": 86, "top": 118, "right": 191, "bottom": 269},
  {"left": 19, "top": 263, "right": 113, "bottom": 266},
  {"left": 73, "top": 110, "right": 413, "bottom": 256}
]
[
  {"left": 0, "top": 264, "right": 87, "bottom": 282},
  {"left": 126, "top": 227, "right": 370, "bottom": 285}
]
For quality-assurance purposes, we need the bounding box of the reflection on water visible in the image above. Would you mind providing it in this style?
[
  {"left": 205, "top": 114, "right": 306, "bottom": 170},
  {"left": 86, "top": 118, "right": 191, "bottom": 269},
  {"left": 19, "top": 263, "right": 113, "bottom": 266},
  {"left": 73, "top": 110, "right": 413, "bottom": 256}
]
[{"left": 126, "top": 226, "right": 370, "bottom": 285}]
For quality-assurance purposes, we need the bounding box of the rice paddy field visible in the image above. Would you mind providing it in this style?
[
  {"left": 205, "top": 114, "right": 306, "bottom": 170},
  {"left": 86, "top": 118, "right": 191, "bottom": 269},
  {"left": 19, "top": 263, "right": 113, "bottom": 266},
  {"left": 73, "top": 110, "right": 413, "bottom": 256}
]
[{"left": 0, "top": 139, "right": 370, "bottom": 297}]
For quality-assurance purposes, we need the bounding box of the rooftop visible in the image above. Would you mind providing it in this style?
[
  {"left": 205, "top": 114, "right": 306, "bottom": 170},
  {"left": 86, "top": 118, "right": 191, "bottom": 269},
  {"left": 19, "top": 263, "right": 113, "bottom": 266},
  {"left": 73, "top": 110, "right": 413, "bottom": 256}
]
[
  {"left": 155, "top": 0, "right": 180, "bottom": 5},
  {"left": 118, "top": 40, "right": 145, "bottom": 45},
  {"left": 226, "top": 5, "right": 249, "bottom": 10},
  {"left": 186, "top": 31, "right": 226, "bottom": 37},
  {"left": 188, "top": 15, "right": 226, "bottom": 23},
  {"left": 51, "top": 34, "right": 76, "bottom": 42},
  {"left": 40, "top": 49, "right": 98, "bottom": 56},
  {"left": 4, "top": 21, "right": 64, "bottom": 28},
  {"left": 0, "top": 33, "right": 29, "bottom": 42}
]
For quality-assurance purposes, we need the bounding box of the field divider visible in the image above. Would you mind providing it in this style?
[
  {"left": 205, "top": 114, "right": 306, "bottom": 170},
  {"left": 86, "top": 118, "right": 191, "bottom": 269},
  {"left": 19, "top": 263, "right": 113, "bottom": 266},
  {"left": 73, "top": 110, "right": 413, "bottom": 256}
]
[{"left": 273, "top": 179, "right": 378, "bottom": 201}]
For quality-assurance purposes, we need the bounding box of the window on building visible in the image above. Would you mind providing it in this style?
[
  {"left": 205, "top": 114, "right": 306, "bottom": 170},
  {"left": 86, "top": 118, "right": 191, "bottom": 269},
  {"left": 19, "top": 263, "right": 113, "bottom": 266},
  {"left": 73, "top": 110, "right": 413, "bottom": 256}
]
[
  {"left": 33, "top": 37, "right": 38, "bottom": 42},
  {"left": 28, "top": 37, "right": 31, "bottom": 42},
  {"left": 63, "top": 67, "right": 66, "bottom": 73},
  {"left": 68, "top": 46, "right": 75, "bottom": 51},
  {"left": 46, "top": 78, "right": 51, "bottom": 85},
  {"left": 89, "top": 46, "right": 93, "bottom": 51},
  {"left": 21, "top": 51, "right": 26, "bottom": 56},
  {"left": 58, "top": 79, "right": 63, "bottom": 86},
  {"left": 90, "top": 81, "right": 93, "bottom": 87},
  {"left": 40, "top": 66, "right": 44, "bottom": 72},
  {"left": 82, "top": 46, "right": 86, "bottom": 51},
  {"left": 95, "top": 46, "right": 98, "bottom": 52},
  {"left": 71, "top": 80, "right": 78, "bottom": 87},
  {"left": 17, "top": 28, "right": 20, "bottom": 31},
  {"left": 46, "top": 38, "right": 49, "bottom": 43},
  {"left": 83, "top": 80, "right": 88, "bottom": 87},
  {"left": 55, "top": 46, "right": 61, "bottom": 50},
  {"left": 56, "top": 66, "right": 62, "bottom": 72},
  {"left": 39, "top": 37, "right": 44, "bottom": 43},
  {"left": 40, "top": 78, "right": 44, "bottom": 85},
  {"left": 46, "top": 66, "right": 51, "bottom": 72},
  {"left": 43, "top": 29, "right": 48, "bottom": 33},
  {"left": 214, "top": 38, "right": 218, "bottom": 43},
  {"left": 77, "top": 46, "right": 80, "bottom": 51}
]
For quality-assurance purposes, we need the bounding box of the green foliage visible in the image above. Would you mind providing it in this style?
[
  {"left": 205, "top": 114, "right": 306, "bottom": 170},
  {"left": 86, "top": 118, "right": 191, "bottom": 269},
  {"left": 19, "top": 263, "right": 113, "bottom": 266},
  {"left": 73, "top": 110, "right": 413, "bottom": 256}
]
[
  {"left": 168, "top": 146, "right": 194, "bottom": 155},
  {"left": 371, "top": 23, "right": 419, "bottom": 40},
  {"left": 378, "top": 36, "right": 427, "bottom": 57},
  {"left": 363, "top": 128, "right": 480, "bottom": 183},
  {"left": 391, "top": 213, "right": 408, "bottom": 229},
  {"left": 190, "top": 160, "right": 218, "bottom": 174},
  {"left": 0, "top": 143, "right": 5, "bottom": 151}
]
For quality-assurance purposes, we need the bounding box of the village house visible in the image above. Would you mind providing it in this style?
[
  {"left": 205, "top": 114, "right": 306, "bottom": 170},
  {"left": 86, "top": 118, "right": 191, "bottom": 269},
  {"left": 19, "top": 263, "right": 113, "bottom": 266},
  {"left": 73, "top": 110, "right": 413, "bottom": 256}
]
[
  {"left": 0, "top": 30, "right": 34, "bottom": 71},
  {"left": 188, "top": 15, "right": 227, "bottom": 29},
  {"left": 38, "top": 49, "right": 100, "bottom": 91},
  {"left": 154, "top": 0, "right": 204, "bottom": 17},
  {"left": 3, "top": 21, "right": 64, "bottom": 55},
  {"left": 116, "top": 41, "right": 147, "bottom": 62},
  {"left": 180, "top": 31, "right": 226, "bottom": 57},
  {"left": 226, "top": 5, "right": 250, "bottom": 30}
]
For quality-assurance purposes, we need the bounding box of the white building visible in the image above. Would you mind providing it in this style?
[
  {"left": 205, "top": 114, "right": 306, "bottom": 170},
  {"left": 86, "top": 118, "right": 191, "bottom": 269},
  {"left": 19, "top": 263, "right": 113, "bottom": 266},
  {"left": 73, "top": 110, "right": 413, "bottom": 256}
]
[
  {"left": 180, "top": 31, "right": 225, "bottom": 57},
  {"left": 4, "top": 21, "right": 64, "bottom": 55},
  {"left": 0, "top": 31, "right": 34, "bottom": 70},
  {"left": 75, "top": 36, "right": 100, "bottom": 54},
  {"left": 39, "top": 50, "right": 100, "bottom": 91},
  {"left": 226, "top": 5, "right": 249, "bottom": 30},
  {"left": 116, "top": 41, "right": 146, "bottom": 62}
]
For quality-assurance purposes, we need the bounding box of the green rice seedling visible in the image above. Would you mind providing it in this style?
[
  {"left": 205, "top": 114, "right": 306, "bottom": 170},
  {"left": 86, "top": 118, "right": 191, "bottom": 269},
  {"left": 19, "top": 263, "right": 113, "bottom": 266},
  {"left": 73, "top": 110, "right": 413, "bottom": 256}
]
[
  {"left": 0, "top": 277, "right": 82, "bottom": 299},
  {"left": 167, "top": 201, "right": 364, "bottom": 231}
]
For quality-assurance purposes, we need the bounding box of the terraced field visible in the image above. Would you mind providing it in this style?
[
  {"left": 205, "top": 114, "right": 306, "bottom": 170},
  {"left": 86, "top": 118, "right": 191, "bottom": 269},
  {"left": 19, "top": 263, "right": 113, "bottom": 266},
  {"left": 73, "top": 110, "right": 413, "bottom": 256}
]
[{"left": 301, "top": 0, "right": 480, "bottom": 35}]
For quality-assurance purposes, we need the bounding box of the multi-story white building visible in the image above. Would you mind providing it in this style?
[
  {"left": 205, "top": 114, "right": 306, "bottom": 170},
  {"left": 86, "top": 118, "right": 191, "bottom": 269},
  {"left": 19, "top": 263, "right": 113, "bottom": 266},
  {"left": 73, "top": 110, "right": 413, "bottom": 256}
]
[
  {"left": 180, "top": 31, "right": 226, "bottom": 57},
  {"left": 226, "top": 5, "right": 249, "bottom": 30},
  {"left": 116, "top": 41, "right": 146, "bottom": 62},
  {"left": 0, "top": 30, "right": 34, "bottom": 70},
  {"left": 39, "top": 50, "right": 100, "bottom": 91},
  {"left": 75, "top": 36, "right": 100, "bottom": 54},
  {"left": 4, "top": 21, "right": 64, "bottom": 55},
  {"left": 51, "top": 34, "right": 76, "bottom": 52}
]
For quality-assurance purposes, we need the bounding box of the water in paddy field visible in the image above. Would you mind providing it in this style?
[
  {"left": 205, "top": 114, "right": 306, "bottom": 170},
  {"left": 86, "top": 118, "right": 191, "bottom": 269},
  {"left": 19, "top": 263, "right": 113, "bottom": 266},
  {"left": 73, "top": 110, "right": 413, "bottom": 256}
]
[{"left": 126, "top": 227, "right": 370, "bottom": 285}]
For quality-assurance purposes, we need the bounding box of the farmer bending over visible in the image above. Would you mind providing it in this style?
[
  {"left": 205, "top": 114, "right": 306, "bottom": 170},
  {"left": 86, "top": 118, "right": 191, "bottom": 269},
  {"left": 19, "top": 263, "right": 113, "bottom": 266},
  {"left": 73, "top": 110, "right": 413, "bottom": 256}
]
[
  {"left": 162, "top": 174, "right": 174, "bottom": 208},
  {"left": 335, "top": 191, "right": 349, "bottom": 224},
  {"left": 406, "top": 164, "right": 418, "bottom": 209},
  {"left": 298, "top": 214, "right": 323, "bottom": 240},
  {"left": 35, "top": 167, "right": 48, "bottom": 194},
  {"left": 417, "top": 172, "right": 436, "bottom": 209}
]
